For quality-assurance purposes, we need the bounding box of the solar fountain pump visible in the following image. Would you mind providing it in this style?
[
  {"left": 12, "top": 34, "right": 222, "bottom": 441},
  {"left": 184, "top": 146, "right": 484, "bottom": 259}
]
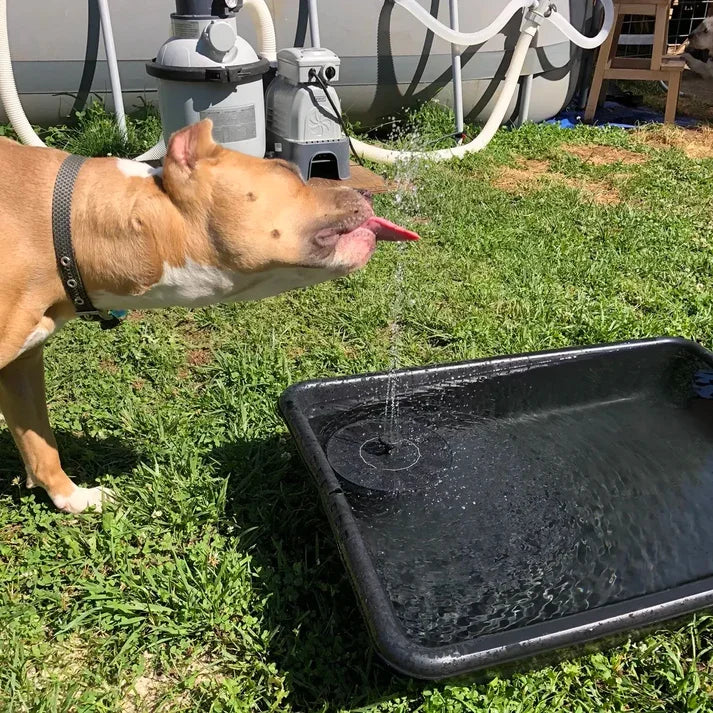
[
  {"left": 146, "top": 0, "right": 270, "bottom": 157},
  {"left": 265, "top": 47, "right": 351, "bottom": 181}
]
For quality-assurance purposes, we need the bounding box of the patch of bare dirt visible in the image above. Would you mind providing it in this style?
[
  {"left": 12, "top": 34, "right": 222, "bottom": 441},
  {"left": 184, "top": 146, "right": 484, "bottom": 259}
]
[
  {"left": 187, "top": 348, "right": 212, "bottom": 367},
  {"left": 286, "top": 346, "right": 306, "bottom": 360},
  {"left": 679, "top": 73, "right": 713, "bottom": 121},
  {"left": 100, "top": 359, "right": 119, "bottom": 375},
  {"left": 562, "top": 144, "right": 647, "bottom": 165},
  {"left": 635, "top": 125, "right": 713, "bottom": 160},
  {"left": 491, "top": 159, "right": 623, "bottom": 205},
  {"left": 25, "top": 634, "right": 92, "bottom": 685},
  {"left": 410, "top": 216, "right": 433, "bottom": 226},
  {"left": 123, "top": 653, "right": 225, "bottom": 713},
  {"left": 558, "top": 176, "right": 622, "bottom": 205},
  {"left": 490, "top": 159, "right": 551, "bottom": 192},
  {"left": 124, "top": 670, "right": 173, "bottom": 713}
]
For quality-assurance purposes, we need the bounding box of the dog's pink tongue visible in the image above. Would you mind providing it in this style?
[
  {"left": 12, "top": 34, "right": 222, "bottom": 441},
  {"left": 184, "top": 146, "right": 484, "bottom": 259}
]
[{"left": 365, "top": 216, "right": 420, "bottom": 242}]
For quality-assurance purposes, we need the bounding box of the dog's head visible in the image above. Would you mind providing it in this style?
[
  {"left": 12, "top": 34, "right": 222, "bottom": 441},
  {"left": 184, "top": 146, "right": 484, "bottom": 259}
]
[
  {"left": 160, "top": 120, "right": 417, "bottom": 299},
  {"left": 688, "top": 16, "right": 713, "bottom": 55}
]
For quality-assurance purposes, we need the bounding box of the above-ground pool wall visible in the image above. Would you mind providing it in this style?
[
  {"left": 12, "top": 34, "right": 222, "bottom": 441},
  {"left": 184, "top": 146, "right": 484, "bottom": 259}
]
[
  {"left": 1, "top": 0, "right": 175, "bottom": 125},
  {"left": 262, "top": 0, "right": 591, "bottom": 125},
  {"left": 0, "top": 0, "right": 589, "bottom": 127}
]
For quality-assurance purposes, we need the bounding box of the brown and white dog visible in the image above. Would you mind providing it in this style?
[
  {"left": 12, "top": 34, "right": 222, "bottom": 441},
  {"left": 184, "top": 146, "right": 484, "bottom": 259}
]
[
  {"left": 684, "top": 17, "right": 713, "bottom": 80},
  {"left": 0, "top": 119, "right": 416, "bottom": 514}
]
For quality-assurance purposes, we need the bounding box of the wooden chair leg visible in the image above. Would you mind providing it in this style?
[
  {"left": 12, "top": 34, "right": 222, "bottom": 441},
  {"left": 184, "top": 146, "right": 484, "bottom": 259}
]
[
  {"left": 664, "top": 70, "right": 681, "bottom": 124},
  {"left": 584, "top": 7, "right": 620, "bottom": 122},
  {"left": 609, "top": 12, "right": 625, "bottom": 63},
  {"left": 651, "top": 2, "right": 669, "bottom": 70},
  {"left": 584, "top": 70, "right": 606, "bottom": 122}
]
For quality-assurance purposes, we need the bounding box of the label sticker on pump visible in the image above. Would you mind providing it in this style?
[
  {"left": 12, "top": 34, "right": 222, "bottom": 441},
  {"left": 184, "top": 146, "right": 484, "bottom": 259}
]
[
  {"left": 174, "top": 20, "right": 201, "bottom": 39},
  {"left": 200, "top": 106, "right": 257, "bottom": 143}
]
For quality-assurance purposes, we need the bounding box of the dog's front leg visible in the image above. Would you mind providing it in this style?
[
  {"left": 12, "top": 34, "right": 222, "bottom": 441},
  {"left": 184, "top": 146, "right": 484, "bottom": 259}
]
[
  {"left": 0, "top": 346, "right": 112, "bottom": 513},
  {"left": 684, "top": 54, "right": 713, "bottom": 80}
]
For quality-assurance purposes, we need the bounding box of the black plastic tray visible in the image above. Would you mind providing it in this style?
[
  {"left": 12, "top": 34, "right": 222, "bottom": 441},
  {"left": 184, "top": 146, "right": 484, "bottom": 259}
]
[{"left": 279, "top": 338, "right": 713, "bottom": 680}]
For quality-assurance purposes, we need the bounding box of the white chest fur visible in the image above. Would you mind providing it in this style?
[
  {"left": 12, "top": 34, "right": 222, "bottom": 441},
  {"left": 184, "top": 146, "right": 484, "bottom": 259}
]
[
  {"left": 116, "top": 158, "right": 162, "bottom": 179},
  {"left": 92, "top": 259, "right": 335, "bottom": 310},
  {"left": 16, "top": 318, "right": 65, "bottom": 358},
  {"left": 18, "top": 327, "right": 52, "bottom": 356}
]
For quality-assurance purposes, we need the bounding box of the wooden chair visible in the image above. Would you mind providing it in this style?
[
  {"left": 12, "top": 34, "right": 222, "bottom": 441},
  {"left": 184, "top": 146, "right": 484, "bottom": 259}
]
[{"left": 584, "top": 0, "right": 686, "bottom": 124}]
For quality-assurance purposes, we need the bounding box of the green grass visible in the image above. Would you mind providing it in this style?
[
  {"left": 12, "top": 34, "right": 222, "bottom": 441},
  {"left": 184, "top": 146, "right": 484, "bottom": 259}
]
[
  {"left": 0, "top": 100, "right": 162, "bottom": 157},
  {"left": 2, "top": 103, "right": 713, "bottom": 711}
]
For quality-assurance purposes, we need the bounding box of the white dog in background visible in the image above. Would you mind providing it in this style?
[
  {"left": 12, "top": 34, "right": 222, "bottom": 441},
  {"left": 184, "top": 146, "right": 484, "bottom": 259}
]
[{"left": 684, "top": 17, "right": 713, "bottom": 80}]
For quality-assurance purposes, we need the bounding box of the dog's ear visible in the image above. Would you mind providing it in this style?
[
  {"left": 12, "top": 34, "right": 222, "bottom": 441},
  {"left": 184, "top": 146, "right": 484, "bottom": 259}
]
[
  {"left": 165, "top": 119, "right": 219, "bottom": 172},
  {"left": 162, "top": 120, "right": 221, "bottom": 205}
]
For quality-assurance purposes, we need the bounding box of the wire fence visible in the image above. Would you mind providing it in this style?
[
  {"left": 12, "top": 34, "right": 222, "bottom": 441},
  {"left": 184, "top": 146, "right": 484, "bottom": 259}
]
[{"left": 618, "top": 0, "right": 713, "bottom": 57}]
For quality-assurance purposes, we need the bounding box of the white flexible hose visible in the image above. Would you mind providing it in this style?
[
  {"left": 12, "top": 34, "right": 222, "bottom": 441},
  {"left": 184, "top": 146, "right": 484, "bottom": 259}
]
[
  {"left": 350, "top": 21, "right": 538, "bottom": 164},
  {"left": 394, "top": 0, "right": 537, "bottom": 48},
  {"left": 243, "top": 0, "right": 277, "bottom": 62},
  {"left": 134, "top": 137, "right": 166, "bottom": 162},
  {"left": 394, "top": 0, "right": 613, "bottom": 50},
  {"left": 351, "top": 0, "right": 614, "bottom": 164},
  {"left": 0, "top": 0, "right": 43, "bottom": 146},
  {"left": 547, "top": 0, "right": 614, "bottom": 50}
]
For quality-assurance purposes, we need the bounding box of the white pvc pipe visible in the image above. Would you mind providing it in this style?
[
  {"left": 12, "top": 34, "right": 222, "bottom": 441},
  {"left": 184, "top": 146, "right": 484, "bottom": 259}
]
[
  {"left": 307, "top": 0, "right": 321, "bottom": 47},
  {"left": 242, "top": 0, "right": 277, "bottom": 62},
  {"left": 0, "top": 0, "right": 44, "bottom": 146},
  {"left": 516, "top": 72, "right": 533, "bottom": 126},
  {"left": 449, "top": 0, "right": 464, "bottom": 139},
  {"left": 547, "top": 0, "right": 614, "bottom": 50},
  {"left": 350, "top": 20, "right": 538, "bottom": 164},
  {"left": 97, "top": 0, "right": 127, "bottom": 141},
  {"left": 394, "top": 0, "right": 537, "bottom": 48}
]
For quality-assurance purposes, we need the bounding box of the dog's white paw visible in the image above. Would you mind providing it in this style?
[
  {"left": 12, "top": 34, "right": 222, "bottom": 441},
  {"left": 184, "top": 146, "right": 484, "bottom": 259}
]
[
  {"left": 25, "top": 468, "right": 39, "bottom": 489},
  {"left": 52, "top": 485, "right": 115, "bottom": 514}
]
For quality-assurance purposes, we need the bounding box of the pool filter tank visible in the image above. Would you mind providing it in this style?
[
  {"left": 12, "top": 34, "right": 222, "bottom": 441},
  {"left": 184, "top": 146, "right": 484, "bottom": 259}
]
[
  {"left": 265, "top": 47, "right": 350, "bottom": 180},
  {"left": 146, "top": 0, "right": 270, "bottom": 157},
  {"left": 146, "top": 0, "right": 349, "bottom": 178}
]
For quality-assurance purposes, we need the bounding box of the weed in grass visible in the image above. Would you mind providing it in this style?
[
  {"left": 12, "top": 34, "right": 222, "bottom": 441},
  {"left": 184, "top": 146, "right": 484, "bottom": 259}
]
[{"left": 4, "top": 100, "right": 162, "bottom": 158}]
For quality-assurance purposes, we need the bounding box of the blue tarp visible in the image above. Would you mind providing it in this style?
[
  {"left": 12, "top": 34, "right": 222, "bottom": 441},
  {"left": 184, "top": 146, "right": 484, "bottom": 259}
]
[{"left": 546, "top": 100, "right": 699, "bottom": 130}]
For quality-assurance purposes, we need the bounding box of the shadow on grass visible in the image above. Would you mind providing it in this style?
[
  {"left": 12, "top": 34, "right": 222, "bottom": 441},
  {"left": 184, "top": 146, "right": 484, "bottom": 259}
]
[
  {"left": 0, "top": 429, "right": 140, "bottom": 505},
  {"left": 215, "top": 434, "right": 415, "bottom": 711}
]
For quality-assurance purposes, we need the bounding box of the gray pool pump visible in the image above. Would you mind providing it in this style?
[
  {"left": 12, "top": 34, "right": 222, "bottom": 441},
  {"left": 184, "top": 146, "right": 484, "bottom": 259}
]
[
  {"left": 265, "top": 48, "right": 350, "bottom": 180},
  {"left": 146, "top": 0, "right": 350, "bottom": 180}
]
